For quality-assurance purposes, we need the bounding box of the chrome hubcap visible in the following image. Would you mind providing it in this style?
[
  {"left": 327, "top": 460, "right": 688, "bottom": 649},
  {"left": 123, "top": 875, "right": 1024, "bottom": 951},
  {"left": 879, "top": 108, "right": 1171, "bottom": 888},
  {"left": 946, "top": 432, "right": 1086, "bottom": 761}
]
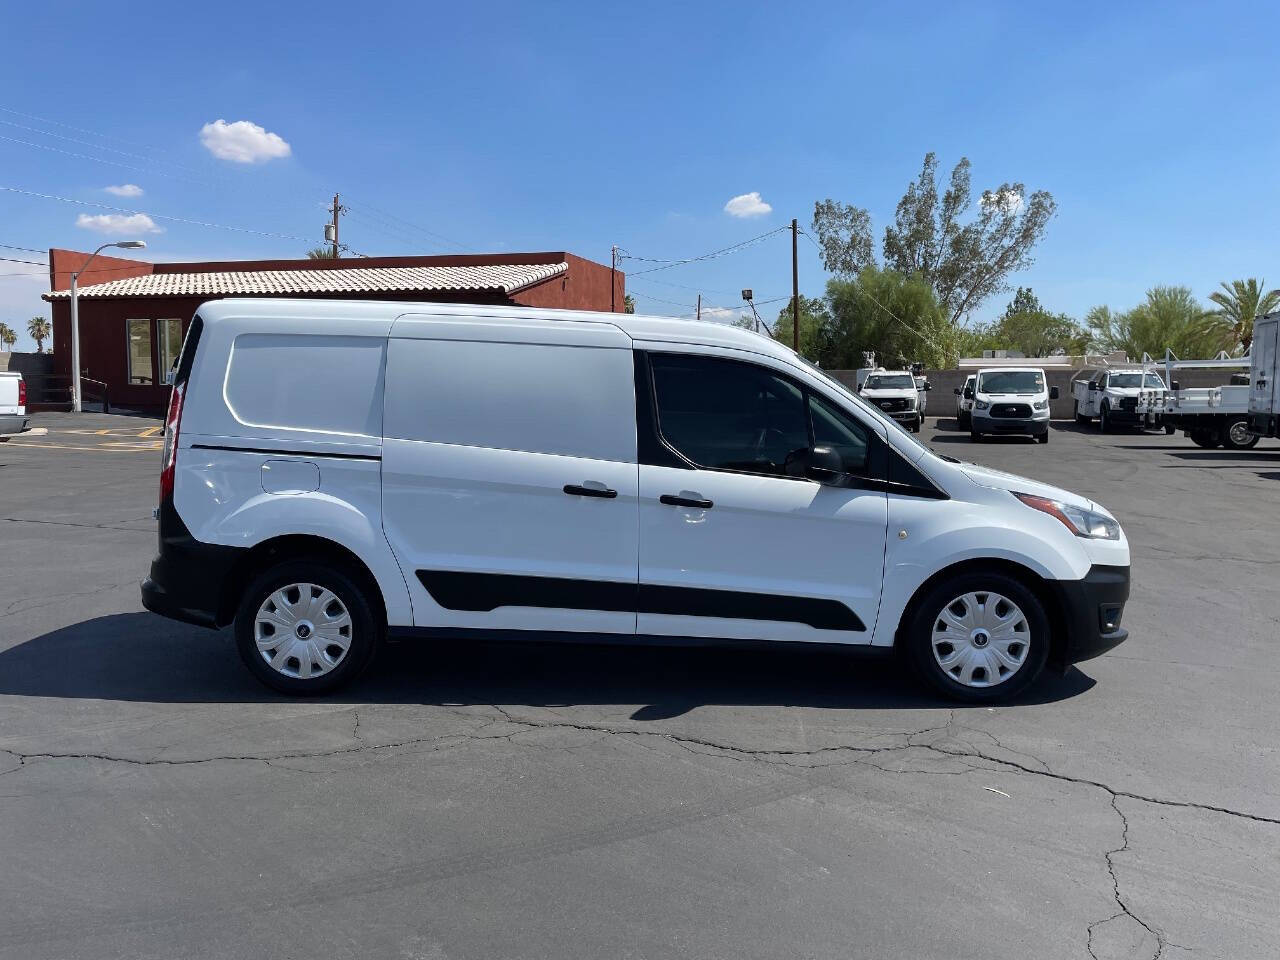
[
  {"left": 254, "top": 583, "right": 352, "bottom": 679},
  {"left": 1229, "top": 421, "right": 1251, "bottom": 445},
  {"left": 932, "top": 591, "right": 1030, "bottom": 688}
]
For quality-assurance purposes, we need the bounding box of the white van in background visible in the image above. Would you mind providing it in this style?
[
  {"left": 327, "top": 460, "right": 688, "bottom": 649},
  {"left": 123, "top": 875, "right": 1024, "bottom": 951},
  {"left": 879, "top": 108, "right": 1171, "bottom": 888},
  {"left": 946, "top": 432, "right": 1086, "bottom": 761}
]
[
  {"left": 142, "top": 299, "right": 1130, "bottom": 703},
  {"left": 969, "top": 367, "right": 1058, "bottom": 443},
  {"left": 1250, "top": 311, "right": 1279, "bottom": 439},
  {"left": 0, "top": 372, "right": 28, "bottom": 437}
]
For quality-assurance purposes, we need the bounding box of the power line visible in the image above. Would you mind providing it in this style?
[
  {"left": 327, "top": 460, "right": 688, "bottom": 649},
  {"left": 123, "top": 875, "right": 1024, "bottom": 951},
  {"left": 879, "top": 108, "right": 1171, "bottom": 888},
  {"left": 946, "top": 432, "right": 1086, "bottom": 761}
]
[
  {"left": 1, "top": 242, "right": 47, "bottom": 255},
  {"left": 0, "top": 118, "right": 207, "bottom": 177},
  {"left": 0, "top": 255, "right": 45, "bottom": 266},
  {"left": 619, "top": 225, "right": 790, "bottom": 276},
  {"left": 0, "top": 134, "right": 216, "bottom": 188},
  {"left": 344, "top": 198, "right": 471, "bottom": 253},
  {"left": 0, "top": 104, "right": 176, "bottom": 155},
  {"left": 0, "top": 185, "right": 317, "bottom": 244}
]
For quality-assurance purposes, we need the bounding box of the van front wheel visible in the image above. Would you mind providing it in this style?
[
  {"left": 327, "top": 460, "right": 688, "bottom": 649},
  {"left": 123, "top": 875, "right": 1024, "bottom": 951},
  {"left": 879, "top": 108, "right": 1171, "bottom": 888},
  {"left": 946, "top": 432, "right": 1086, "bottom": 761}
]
[
  {"left": 234, "top": 560, "right": 377, "bottom": 695},
  {"left": 904, "top": 572, "right": 1050, "bottom": 703}
]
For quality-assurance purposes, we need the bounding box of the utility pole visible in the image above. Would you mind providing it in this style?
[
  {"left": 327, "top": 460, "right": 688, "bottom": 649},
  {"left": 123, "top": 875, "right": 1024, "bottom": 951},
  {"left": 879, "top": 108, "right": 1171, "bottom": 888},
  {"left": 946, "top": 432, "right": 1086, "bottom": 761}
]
[
  {"left": 610, "top": 244, "right": 617, "bottom": 312},
  {"left": 791, "top": 217, "right": 800, "bottom": 353},
  {"left": 328, "top": 193, "right": 343, "bottom": 259},
  {"left": 696, "top": 293, "right": 701, "bottom": 322}
]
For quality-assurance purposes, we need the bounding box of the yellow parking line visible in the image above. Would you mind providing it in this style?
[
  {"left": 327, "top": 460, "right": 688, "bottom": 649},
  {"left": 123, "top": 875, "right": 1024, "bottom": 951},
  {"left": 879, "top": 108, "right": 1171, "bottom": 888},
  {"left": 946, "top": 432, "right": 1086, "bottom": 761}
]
[
  {"left": 3, "top": 440, "right": 157, "bottom": 453},
  {"left": 95, "top": 429, "right": 111, "bottom": 435},
  {"left": 138, "top": 426, "right": 162, "bottom": 437}
]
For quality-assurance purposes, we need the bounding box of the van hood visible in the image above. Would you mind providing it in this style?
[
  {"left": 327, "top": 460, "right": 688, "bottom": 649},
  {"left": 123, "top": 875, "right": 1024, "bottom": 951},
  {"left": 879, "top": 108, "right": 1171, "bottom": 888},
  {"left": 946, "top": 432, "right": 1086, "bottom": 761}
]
[{"left": 958, "top": 461, "right": 1097, "bottom": 511}]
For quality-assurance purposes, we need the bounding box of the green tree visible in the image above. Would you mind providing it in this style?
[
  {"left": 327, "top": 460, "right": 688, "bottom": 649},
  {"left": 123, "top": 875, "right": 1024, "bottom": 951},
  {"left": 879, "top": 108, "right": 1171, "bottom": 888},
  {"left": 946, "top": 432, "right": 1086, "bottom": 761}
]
[
  {"left": 986, "top": 287, "right": 1088, "bottom": 356},
  {"left": 1204, "top": 279, "right": 1280, "bottom": 352},
  {"left": 306, "top": 247, "right": 338, "bottom": 259},
  {"left": 623, "top": 294, "right": 635, "bottom": 314},
  {"left": 27, "top": 316, "right": 51, "bottom": 353},
  {"left": 821, "top": 267, "right": 952, "bottom": 369},
  {"left": 0, "top": 322, "right": 16, "bottom": 351},
  {"left": 1086, "top": 287, "right": 1216, "bottom": 359},
  {"left": 812, "top": 153, "right": 1056, "bottom": 325},
  {"left": 772, "top": 295, "right": 832, "bottom": 359}
]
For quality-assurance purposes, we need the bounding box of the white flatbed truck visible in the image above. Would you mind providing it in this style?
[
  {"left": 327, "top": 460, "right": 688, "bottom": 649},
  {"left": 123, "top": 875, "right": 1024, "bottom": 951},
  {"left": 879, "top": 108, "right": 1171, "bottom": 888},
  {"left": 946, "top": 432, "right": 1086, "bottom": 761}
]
[{"left": 1148, "top": 350, "right": 1258, "bottom": 449}]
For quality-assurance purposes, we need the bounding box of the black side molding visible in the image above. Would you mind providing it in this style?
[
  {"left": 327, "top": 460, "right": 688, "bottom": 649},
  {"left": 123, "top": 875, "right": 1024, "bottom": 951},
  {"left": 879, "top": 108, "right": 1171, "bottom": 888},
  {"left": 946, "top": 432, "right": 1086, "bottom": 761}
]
[
  {"left": 416, "top": 570, "right": 865, "bottom": 632},
  {"left": 189, "top": 443, "right": 381, "bottom": 462}
]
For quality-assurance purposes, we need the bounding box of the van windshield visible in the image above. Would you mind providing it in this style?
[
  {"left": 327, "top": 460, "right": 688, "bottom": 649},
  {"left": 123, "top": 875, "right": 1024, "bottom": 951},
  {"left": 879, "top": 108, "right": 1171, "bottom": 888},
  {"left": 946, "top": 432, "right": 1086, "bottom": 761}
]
[
  {"left": 978, "top": 370, "right": 1044, "bottom": 394},
  {"left": 864, "top": 374, "right": 915, "bottom": 389}
]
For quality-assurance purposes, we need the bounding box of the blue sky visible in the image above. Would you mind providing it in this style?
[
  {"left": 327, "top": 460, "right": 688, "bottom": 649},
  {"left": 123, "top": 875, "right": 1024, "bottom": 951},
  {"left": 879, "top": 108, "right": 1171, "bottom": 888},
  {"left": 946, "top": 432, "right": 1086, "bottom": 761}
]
[{"left": 2, "top": 0, "right": 1276, "bottom": 350}]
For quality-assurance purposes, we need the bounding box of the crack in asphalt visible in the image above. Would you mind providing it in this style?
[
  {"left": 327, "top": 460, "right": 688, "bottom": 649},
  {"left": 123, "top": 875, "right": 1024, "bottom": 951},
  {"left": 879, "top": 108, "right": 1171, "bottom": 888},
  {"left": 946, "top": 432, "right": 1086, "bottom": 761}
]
[
  {"left": 5, "top": 707, "right": 1275, "bottom": 955},
  {"left": 1, "top": 516, "right": 154, "bottom": 534}
]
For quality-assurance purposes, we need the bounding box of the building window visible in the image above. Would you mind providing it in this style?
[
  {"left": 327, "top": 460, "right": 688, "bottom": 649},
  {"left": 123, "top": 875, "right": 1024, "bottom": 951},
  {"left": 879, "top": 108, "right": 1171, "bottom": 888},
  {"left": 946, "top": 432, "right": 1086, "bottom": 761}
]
[
  {"left": 157, "top": 319, "right": 183, "bottom": 383},
  {"left": 127, "top": 319, "right": 153, "bottom": 384}
]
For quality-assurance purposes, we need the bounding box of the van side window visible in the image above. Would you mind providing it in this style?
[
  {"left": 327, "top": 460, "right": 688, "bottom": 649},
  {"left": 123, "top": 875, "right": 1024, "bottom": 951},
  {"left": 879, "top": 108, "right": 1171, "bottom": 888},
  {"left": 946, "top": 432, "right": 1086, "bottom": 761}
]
[
  {"left": 649, "top": 354, "right": 809, "bottom": 475},
  {"left": 809, "top": 393, "right": 871, "bottom": 473},
  {"left": 384, "top": 339, "right": 636, "bottom": 462}
]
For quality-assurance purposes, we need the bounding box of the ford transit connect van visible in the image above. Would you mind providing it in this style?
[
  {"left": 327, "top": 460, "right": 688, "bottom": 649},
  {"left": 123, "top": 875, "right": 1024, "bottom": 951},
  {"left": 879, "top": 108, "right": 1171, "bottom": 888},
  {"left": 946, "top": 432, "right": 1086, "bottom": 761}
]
[{"left": 142, "top": 300, "right": 1130, "bottom": 703}]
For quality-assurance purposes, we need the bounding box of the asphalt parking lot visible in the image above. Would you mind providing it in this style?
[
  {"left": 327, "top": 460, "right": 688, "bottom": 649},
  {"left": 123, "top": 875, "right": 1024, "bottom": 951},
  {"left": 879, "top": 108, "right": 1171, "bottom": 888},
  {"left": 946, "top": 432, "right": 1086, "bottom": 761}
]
[{"left": 1, "top": 412, "right": 1277, "bottom": 960}]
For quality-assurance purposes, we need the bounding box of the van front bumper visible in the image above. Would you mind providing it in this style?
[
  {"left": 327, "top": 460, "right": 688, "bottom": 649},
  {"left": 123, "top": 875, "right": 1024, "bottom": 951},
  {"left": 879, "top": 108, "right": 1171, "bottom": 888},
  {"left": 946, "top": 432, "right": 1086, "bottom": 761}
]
[
  {"left": 972, "top": 411, "right": 1049, "bottom": 435},
  {"left": 1046, "top": 564, "right": 1130, "bottom": 670}
]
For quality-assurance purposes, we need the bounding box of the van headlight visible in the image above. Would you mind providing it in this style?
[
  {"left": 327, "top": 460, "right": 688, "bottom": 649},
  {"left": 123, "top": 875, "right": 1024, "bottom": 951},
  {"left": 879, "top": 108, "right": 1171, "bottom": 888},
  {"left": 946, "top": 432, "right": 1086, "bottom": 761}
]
[
  {"left": 974, "top": 400, "right": 990, "bottom": 410},
  {"left": 1013, "top": 492, "right": 1121, "bottom": 540},
  {"left": 1032, "top": 399, "right": 1048, "bottom": 410}
]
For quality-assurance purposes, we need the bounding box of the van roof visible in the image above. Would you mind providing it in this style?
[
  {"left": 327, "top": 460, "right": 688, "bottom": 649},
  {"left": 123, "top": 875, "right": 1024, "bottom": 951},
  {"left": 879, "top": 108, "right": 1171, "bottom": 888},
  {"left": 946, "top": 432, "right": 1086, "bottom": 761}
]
[{"left": 199, "top": 297, "right": 797, "bottom": 362}]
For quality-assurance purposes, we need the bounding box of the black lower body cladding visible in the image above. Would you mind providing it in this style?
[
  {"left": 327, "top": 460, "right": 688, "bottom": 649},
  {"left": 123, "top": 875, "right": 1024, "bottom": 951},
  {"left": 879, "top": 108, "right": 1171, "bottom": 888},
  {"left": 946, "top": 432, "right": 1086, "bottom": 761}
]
[
  {"left": 1045, "top": 564, "right": 1130, "bottom": 670},
  {"left": 140, "top": 498, "right": 242, "bottom": 628}
]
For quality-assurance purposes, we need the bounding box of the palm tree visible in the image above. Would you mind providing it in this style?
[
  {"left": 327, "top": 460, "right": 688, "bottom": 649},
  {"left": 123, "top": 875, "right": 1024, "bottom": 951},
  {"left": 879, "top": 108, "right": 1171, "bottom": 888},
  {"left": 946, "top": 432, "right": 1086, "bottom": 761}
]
[
  {"left": 27, "top": 316, "right": 51, "bottom": 353},
  {"left": 306, "top": 247, "right": 338, "bottom": 260},
  {"left": 0, "top": 322, "right": 16, "bottom": 352},
  {"left": 1205, "top": 279, "right": 1280, "bottom": 351}
]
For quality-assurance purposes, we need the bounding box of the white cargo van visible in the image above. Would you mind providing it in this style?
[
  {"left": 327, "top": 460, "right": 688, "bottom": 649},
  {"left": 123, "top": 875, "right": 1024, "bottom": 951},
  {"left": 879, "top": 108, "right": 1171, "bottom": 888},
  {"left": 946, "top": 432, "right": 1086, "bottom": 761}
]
[
  {"left": 142, "top": 300, "right": 1130, "bottom": 703},
  {"left": 0, "top": 371, "right": 28, "bottom": 437},
  {"left": 969, "top": 367, "right": 1058, "bottom": 443}
]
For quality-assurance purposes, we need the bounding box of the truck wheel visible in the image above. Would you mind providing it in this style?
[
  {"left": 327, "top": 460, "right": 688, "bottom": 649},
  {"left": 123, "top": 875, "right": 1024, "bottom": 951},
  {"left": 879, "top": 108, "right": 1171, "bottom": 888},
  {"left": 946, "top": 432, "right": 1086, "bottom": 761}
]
[
  {"left": 234, "top": 560, "right": 378, "bottom": 695},
  {"left": 970, "top": 428, "right": 983, "bottom": 442},
  {"left": 903, "top": 572, "right": 1049, "bottom": 703},
  {"left": 1190, "top": 427, "right": 1220, "bottom": 449},
  {"left": 1074, "top": 401, "right": 1088, "bottom": 425},
  {"left": 1036, "top": 431, "right": 1049, "bottom": 444},
  {"left": 1223, "top": 417, "right": 1260, "bottom": 450},
  {"left": 958, "top": 411, "right": 970, "bottom": 429},
  {"left": 1164, "top": 423, "right": 1176, "bottom": 435},
  {"left": 1099, "top": 403, "right": 1111, "bottom": 433}
]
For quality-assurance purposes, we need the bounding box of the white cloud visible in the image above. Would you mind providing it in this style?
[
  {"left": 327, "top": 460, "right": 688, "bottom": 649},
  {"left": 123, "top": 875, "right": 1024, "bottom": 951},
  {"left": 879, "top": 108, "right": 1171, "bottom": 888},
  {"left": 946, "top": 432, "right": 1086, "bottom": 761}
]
[
  {"left": 75, "top": 213, "right": 163, "bottom": 235},
  {"left": 723, "top": 191, "right": 773, "bottom": 218},
  {"left": 199, "top": 119, "right": 292, "bottom": 164},
  {"left": 982, "top": 187, "right": 1023, "bottom": 214},
  {"left": 103, "top": 184, "right": 144, "bottom": 197}
]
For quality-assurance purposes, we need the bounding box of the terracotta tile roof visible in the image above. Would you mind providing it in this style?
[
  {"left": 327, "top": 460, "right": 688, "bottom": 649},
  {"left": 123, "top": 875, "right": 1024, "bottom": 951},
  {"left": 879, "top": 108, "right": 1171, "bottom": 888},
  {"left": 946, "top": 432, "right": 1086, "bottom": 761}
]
[{"left": 46, "top": 262, "right": 568, "bottom": 300}]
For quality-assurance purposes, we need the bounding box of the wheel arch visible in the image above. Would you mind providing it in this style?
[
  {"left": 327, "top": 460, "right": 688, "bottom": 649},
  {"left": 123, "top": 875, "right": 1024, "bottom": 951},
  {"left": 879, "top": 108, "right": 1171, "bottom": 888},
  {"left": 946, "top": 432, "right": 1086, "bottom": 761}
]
[
  {"left": 218, "top": 534, "right": 389, "bottom": 630},
  {"left": 892, "top": 557, "right": 1067, "bottom": 666}
]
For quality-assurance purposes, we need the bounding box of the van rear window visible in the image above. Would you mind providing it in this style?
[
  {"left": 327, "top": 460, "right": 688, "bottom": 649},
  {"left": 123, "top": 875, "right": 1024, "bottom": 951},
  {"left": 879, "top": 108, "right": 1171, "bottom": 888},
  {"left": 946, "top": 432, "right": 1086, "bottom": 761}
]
[{"left": 224, "top": 333, "right": 385, "bottom": 437}]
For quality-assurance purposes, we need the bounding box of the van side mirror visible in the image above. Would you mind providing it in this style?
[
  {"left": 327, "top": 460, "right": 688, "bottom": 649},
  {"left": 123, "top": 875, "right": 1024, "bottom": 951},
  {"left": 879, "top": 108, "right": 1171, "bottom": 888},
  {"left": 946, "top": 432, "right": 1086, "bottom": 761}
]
[
  {"left": 963, "top": 387, "right": 974, "bottom": 399},
  {"left": 953, "top": 387, "right": 962, "bottom": 396},
  {"left": 1049, "top": 386, "right": 1060, "bottom": 400},
  {"left": 1171, "top": 380, "right": 1180, "bottom": 391},
  {"left": 855, "top": 384, "right": 862, "bottom": 392},
  {"left": 786, "top": 445, "right": 845, "bottom": 484},
  {"left": 1088, "top": 382, "right": 1099, "bottom": 391},
  {"left": 922, "top": 382, "right": 932, "bottom": 392}
]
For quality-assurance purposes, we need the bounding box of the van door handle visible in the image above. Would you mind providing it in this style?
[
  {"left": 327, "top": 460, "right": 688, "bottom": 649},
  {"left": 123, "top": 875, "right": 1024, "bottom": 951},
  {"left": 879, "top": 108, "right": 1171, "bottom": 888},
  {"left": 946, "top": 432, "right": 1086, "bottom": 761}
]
[
  {"left": 660, "top": 494, "right": 714, "bottom": 509},
  {"left": 563, "top": 483, "right": 617, "bottom": 499}
]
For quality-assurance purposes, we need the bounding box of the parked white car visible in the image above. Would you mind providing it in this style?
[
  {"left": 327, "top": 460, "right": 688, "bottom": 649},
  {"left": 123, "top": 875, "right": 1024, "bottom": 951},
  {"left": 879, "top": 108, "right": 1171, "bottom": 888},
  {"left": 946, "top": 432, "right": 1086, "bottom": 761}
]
[
  {"left": 970, "top": 367, "right": 1058, "bottom": 443},
  {"left": 0, "top": 372, "right": 28, "bottom": 437},
  {"left": 1070, "top": 367, "right": 1167, "bottom": 432},
  {"left": 856, "top": 369, "right": 925, "bottom": 432},
  {"left": 142, "top": 299, "right": 1130, "bottom": 703},
  {"left": 954, "top": 374, "right": 976, "bottom": 428}
]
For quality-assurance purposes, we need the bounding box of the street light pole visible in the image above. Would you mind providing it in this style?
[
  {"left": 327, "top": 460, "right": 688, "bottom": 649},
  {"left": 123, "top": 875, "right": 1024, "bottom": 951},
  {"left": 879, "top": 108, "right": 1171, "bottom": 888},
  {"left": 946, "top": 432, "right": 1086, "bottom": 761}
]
[{"left": 69, "top": 240, "right": 146, "bottom": 412}]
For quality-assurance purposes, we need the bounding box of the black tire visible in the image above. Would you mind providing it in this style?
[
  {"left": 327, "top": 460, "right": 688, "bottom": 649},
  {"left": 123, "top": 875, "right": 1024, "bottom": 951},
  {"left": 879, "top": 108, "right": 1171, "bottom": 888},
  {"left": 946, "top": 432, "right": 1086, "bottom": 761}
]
[
  {"left": 1074, "top": 401, "right": 1088, "bottom": 425},
  {"left": 1036, "top": 431, "right": 1049, "bottom": 444},
  {"left": 234, "top": 559, "right": 378, "bottom": 695},
  {"left": 958, "top": 411, "right": 970, "bottom": 429},
  {"left": 1099, "top": 403, "right": 1111, "bottom": 433},
  {"left": 1222, "top": 417, "right": 1260, "bottom": 450},
  {"left": 1190, "top": 427, "right": 1220, "bottom": 449},
  {"left": 1164, "top": 423, "right": 1176, "bottom": 435},
  {"left": 970, "top": 429, "right": 983, "bottom": 442},
  {"left": 903, "top": 571, "right": 1050, "bottom": 704}
]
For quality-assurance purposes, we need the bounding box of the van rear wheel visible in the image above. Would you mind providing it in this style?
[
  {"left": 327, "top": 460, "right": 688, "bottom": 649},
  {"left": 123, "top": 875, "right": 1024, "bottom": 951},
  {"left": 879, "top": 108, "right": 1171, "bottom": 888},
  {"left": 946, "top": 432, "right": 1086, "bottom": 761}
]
[
  {"left": 904, "top": 572, "right": 1049, "bottom": 703},
  {"left": 234, "top": 560, "right": 377, "bottom": 695}
]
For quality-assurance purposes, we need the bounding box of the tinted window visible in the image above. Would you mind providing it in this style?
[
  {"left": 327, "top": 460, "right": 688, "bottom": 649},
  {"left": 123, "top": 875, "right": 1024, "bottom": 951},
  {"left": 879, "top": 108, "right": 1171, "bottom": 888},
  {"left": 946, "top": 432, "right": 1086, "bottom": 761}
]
[
  {"left": 809, "top": 393, "right": 871, "bottom": 473},
  {"left": 865, "top": 374, "right": 914, "bottom": 389},
  {"left": 651, "top": 354, "right": 808, "bottom": 475},
  {"left": 978, "top": 370, "right": 1045, "bottom": 394},
  {"left": 385, "top": 339, "right": 635, "bottom": 462}
]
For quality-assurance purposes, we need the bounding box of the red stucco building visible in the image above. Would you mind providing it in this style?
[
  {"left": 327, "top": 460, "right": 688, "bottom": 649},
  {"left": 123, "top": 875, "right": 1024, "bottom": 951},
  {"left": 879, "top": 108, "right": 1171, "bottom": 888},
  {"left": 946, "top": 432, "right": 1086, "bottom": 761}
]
[{"left": 44, "top": 249, "right": 624, "bottom": 411}]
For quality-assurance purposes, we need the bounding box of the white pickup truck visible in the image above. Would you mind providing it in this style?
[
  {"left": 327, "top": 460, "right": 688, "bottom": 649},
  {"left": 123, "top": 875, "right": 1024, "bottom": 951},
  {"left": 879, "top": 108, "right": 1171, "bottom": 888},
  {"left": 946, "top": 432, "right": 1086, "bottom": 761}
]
[
  {"left": 856, "top": 369, "right": 926, "bottom": 432},
  {"left": 0, "top": 372, "right": 28, "bottom": 437},
  {"left": 1070, "top": 367, "right": 1168, "bottom": 432}
]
